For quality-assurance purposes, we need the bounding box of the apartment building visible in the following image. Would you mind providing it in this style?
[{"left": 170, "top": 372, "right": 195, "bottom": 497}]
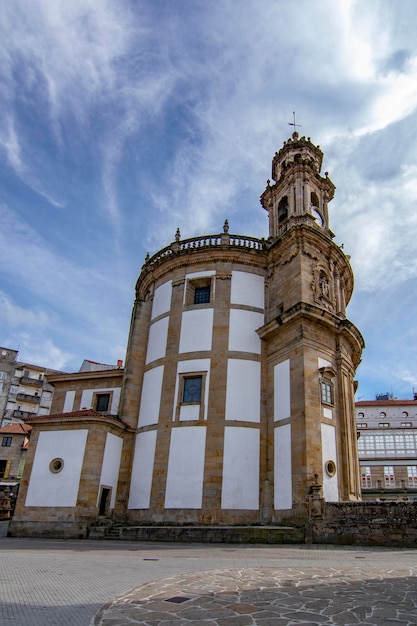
[
  {"left": 356, "top": 394, "right": 417, "bottom": 501},
  {"left": 0, "top": 346, "right": 61, "bottom": 427}
]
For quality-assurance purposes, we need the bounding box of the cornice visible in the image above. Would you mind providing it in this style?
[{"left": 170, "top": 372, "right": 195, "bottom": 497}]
[
  {"left": 257, "top": 301, "right": 364, "bottom": 365},
  {"left": 46, "top": 369, "right": 124, "bottom": 385}
]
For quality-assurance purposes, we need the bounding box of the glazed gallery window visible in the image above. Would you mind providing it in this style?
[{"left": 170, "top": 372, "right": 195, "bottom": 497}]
[
  {"left": 182, "top": 376, "right": 202, "bottom": 403},
  {"left": 1, "top": 436, "right": 12, "bottom": 447},
  {"left": 407, "top": 466, "right": 417, "bottom": 487},
  {"left": 358, "top": 432, "right": 417, "bottom": 457}
]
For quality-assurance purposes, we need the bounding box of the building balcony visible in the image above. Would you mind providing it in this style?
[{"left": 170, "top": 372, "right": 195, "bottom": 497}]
[
  {"left": 16, "top": 393, "right": 41, "bottom": 404},
  {"left": 20, "top": 376, "right": 43, "bottom": 388},
  {"left": 362, "top": 480, "right": 417, "bottom": 492},
  {"left": 12, "top": 410, "right": 36, "bottom": 419}
]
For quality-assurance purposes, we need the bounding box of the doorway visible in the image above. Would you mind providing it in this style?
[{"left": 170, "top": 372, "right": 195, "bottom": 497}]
[{"left": 99, "top": 487, "right": 111, "bottom": 516}]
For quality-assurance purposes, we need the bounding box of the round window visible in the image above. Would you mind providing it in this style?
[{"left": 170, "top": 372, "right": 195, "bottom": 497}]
[
  {"left": 49, "top": 458, "right": 64, "bottom": 474},
  {"left": 325, "top": 460, "right": 336, "bottom": 477}
]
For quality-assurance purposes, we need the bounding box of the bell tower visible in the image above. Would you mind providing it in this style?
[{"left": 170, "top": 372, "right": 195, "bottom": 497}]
[
  {"left": 261, "top": 131, "right": 335, "bottom": 239},
  {"left": 258, "top": 130, "right": 364, "bottom": 518}
]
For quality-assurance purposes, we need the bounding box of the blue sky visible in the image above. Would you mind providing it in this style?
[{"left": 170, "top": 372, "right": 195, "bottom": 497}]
[{"left": 1, "top": 0, "right": 417, "bottom": 400}]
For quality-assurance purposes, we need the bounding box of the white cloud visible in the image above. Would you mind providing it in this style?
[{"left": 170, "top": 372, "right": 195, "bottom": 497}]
[
  {"left": 0, "top": 0, "right": 417, "bottom": 396},
  {"left": 0, "top": 291, "right": 53, "bottom": 330},
  {"left": 15, "top": 336, "right": 72, "bottom": 372}
]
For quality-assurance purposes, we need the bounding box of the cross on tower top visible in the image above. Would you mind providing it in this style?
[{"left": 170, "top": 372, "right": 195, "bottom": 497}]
[{"left": 288, "top": 111, "right": 301, "bottom": 138}]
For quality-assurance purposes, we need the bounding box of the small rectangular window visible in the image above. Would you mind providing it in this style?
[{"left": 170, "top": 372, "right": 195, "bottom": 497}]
[
  {"left": 17, "top": 459, "right": 25, "bottom": 479},
  {"left": 384, "top": 466, "right": 395, "bottom": 487},
  {"left": 1, "top": 436, "right": 12, "bottom": 447},
  {"left": 407, "top": 466, "right": 417, "bottom": 487},
  {"left": 401, "top": 422, "right": 412, "bottom": 427},
  {"left": 96, "top": 394, "right": 110, "bottom": 412},
  {"left": 321, "top": 381, "right": 333, "bottom": 405},
  {"left": 185, "top": 277, "right": 212, "bottom": 306},
  {"left": 182, "top": 376, "right": 202, "bottom": 403},
  {"left": 194, "top": 286, "right": 210, "bottom": 304},
  {"left": 379, "top": 422, "right": 390, "bottom": 428},
  {"left": 357, "top": 423, "right": 367, "bottom": 429},
  {"left": 361, "top": 466, "right": 371, "bottom": 488}
]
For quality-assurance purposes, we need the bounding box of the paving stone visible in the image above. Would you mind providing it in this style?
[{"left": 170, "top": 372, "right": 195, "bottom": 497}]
[{"left": 2, "top": 538, "right": 417, "bottom": 626}]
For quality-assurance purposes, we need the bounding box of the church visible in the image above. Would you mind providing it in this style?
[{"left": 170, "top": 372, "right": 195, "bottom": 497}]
[{"left": 10, "top": 131, "right": 365, "bottom": 538}]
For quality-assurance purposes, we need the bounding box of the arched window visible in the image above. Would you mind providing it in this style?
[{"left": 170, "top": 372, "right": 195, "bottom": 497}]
[
  {"left": 311, "top": 191, "right": 319, "bottom": 207},
  {"left": 278, "top": 196, "right": 288, "bottom": 224}
]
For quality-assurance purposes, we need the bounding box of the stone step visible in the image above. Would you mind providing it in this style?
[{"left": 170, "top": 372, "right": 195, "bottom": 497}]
[{"left": 92, "top": 525, "right": 305, "bottom": 544}]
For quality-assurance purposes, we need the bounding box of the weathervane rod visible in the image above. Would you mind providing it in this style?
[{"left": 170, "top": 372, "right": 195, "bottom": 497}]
[{"left": 288, "top": 111, "right": 301, "bottom": 133}]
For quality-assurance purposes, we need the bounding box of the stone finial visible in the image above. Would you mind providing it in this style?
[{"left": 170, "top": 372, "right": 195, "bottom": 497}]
[
  {"left": 145, "top": 251, "right": 150, "bottom": 262},
  {"left": 223, "top": 219, "right": 229, "bottom": 233},
  {"left": 175, "top": 228, "right": 181, "bottom": 242}
]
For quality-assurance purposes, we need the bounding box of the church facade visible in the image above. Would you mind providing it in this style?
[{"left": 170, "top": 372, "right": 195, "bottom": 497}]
[{"left": 11, "top": 132, "right": 364, "bottom": 537}]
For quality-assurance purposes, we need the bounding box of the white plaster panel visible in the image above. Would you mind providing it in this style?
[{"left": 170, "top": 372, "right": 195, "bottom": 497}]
[
  {"left": 221, "top": 427, "right": 259, "bottom": 510},
  {"left": 228, "top": 309, "right": 263, "bottom": 354},
  {"left": 128, "top": 430, "right": 157, "bottom": 509},
  {"left": 179, "top": 309, "right": 213, "bottom": 353},
  {"left": 321, "top": 423, "right": 339, "bottom": 502},
  {"left": 165, "top": 426, "right": 206, "bottom": 509},
  {"left": 63, "top": 390, "right": 75, "bottom": 412},
  {"left": 274, "top": 360, "right": 291, "bottom": 422},
  {"left": 146, "top": 316, "right": 169, "bottom": 364},
  {"left": 226, "top": 359, "right": 260, "bottom": 422},
  {"left": 318, "top": 357, "right": 332, "bottom": 369},
  {"left": 186, "top": 270, "right": 216, "bottom": 279},
  {"left": 323, "top": 407, "right": 333, "bottom": 419},
  {"left": 274, "top": 423, "right": 292, "bottom": 509},
  {"left": 151, "top": 280, "right": 172, "bottom": 320},
  {"left": 138, "top": 366, "right": 164, "bottom": 427},
  {"left": 80, "top": 387, "right": 121, "bottom": 415},
  {"left": 25, "top": 430, "right": 88, "bottom": 507},
  {"left": 173, "top": 359, "right": 211, "bottom": 421},
  {"left": 179, "top": 404, "right": 200, "bottom": 421},
  {"left": 98, "top": 433, "right": 123, "bottom": 509},
  {"left": 230, "top": 271, "right": 265, "bottom": 308}
]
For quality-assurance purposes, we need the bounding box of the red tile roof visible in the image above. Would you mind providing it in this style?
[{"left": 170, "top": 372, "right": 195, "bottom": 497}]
[
  {"left": 0, "top": 423, "right": 32, "bottom": 435},
  {"left": 25, "top": 409, "right": 130, "bottom": 428},
  {"left": 28, "top": 409, "right": 104, "bottom": 419},
  {"left": 356, "top": 399, "right": 417, "bottom": 406}
]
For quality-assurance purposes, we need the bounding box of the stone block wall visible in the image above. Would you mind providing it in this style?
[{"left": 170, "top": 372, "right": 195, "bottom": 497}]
[{"left": 309, "top": 500, "right": 417, "bottom": 547}]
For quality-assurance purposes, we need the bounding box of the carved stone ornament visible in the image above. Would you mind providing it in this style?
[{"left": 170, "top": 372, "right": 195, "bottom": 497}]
[{"left": 312, "top": 263, "right": 335, "bottom": 311}]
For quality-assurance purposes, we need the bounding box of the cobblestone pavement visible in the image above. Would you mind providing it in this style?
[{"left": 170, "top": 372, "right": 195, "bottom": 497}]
[
  {"left": 1, "top": 538, "right": 417, "bottom": 626},
  {"left": 93, "top": 566, "right": 417, "bottom": 626}
]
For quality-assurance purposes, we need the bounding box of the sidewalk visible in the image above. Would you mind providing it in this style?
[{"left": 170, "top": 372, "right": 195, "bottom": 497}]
[{"left": 1, "top": 538, "right": 416, "bottom": 625}]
